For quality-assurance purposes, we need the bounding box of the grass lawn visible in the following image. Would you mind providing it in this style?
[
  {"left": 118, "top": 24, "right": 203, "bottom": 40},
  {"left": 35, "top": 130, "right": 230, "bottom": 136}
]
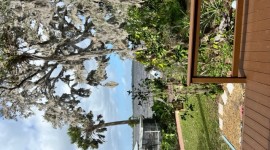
[{"left": 180, "top": 94, "right": 230, "bottom": 150}]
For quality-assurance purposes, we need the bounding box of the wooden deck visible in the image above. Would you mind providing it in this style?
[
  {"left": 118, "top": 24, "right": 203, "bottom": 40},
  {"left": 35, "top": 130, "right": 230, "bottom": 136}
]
[{"left": 240, "top": 0, "right": 270, "bottom": 149}]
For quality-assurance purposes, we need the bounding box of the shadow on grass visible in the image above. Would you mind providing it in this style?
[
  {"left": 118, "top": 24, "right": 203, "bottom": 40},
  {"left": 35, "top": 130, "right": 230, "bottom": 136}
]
[{"left": 196, "top": 95, "right": 213, "bottom": 150}]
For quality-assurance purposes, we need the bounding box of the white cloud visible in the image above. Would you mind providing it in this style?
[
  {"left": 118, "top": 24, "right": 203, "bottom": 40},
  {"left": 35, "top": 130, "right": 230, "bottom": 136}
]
[{"left": 0, "top": 108, "right": 76, "bottom": 150}]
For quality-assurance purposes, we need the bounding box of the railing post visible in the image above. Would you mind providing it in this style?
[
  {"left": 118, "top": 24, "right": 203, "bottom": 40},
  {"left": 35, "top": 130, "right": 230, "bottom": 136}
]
[
  {"left": 188, "top": 0, "right": 202, "bottom": 85},
  {"left": 232, "top": 0, "right": 244, "bottom": 77}
]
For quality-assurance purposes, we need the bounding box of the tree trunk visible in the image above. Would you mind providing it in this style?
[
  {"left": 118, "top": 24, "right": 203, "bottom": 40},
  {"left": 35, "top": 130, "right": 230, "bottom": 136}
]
[
  {"left": 92, "top": 119, "right": 139, "bottom": 131},
  {"left": 103, "top": 119, "right": 139, "bottom": 128}
]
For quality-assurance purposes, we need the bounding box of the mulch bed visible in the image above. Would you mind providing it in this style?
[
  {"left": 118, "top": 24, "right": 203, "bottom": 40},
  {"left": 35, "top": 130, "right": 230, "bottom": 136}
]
[{"left": 220, "top": 83, "right": 245, "bottom": 150}]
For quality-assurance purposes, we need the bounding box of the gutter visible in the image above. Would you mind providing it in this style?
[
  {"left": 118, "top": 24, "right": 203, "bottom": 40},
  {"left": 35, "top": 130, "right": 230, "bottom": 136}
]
[{"left": 221, "top": 135, "right": 236, "bottom": 150}]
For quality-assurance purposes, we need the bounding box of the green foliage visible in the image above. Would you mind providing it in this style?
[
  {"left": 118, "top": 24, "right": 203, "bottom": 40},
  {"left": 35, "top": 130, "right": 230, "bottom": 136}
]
[
  {"left": 67, "top": 111, "right": 106, "bottom": 150},
  {"left": 198, "top": 40, "right": 233, "bottom": 77},
  {"left": 131, "top": 0, "right": 235, "bottom": 149},
  {"left": 174, "top": 45, "right": 188, "bottom": 62},
  {"left": 127, "top": 0, "right": 189, "bottom": 71},
  {"left": 201, "top": 0, "right": 226, "bottom": 33},
  {"left": 127, "top": 0, "right": 187, "bottom": 42},
  {"left": 152, "top": 101, "right": 174, "bottom": 124},
  {"left": 68, "top": 126, "right": 104, "bottom": 150},
  {"left": 161, "top": 131, "right": 178, "bottom": 150},
  {"left": 143, "top": 78, "right": 167, "bottom": 95},
  {"left": 152, "top": 101, "right": 178, "bottom": 149},
  {"left": 129, "top": 78, "right": 168, "bottom": 103},
  {"left": 197, "top": 0, "right": 235, "bottom": 77}
]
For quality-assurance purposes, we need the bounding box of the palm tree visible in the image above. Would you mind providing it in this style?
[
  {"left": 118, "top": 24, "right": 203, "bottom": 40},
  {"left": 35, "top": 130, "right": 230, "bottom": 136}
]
[{"left": 67, "top": 111, "right": 139, "bottom": 150}]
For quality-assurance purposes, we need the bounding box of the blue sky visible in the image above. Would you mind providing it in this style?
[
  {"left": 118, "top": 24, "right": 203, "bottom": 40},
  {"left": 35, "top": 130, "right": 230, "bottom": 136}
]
[{"left": 0, "top": 54, "right": 133, "bottom": 150}]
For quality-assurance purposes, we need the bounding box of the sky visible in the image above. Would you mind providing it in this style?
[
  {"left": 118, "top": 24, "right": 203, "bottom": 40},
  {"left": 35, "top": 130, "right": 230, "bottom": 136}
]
[{"left": 0, "top": 54, "right": 133, "bottom": 150}]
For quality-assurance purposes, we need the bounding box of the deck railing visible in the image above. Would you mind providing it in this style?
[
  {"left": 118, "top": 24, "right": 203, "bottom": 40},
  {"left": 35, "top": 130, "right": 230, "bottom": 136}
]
[{"left": 187, "top": 0, "right": 246, "bottom": 85}]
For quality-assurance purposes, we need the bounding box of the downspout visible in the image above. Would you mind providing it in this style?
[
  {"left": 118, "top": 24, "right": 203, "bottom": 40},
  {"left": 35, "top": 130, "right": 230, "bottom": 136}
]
[{"left": 221, "top": 135, "right": 236, "bottom": 150}]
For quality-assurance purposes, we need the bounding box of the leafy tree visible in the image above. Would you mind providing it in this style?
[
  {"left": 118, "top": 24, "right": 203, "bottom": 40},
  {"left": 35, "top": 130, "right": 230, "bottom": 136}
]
[
  {"left": 0, "top": 0, "right": 140, "bottom": 127},
  {"left": 0, "top": 1, "right": 144, "bottom": 149}
]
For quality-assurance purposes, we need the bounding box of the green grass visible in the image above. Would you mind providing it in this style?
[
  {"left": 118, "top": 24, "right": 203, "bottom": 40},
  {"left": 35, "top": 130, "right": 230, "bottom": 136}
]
[{"left": 180, "top": 94, "right": 230, "bottom": 150}]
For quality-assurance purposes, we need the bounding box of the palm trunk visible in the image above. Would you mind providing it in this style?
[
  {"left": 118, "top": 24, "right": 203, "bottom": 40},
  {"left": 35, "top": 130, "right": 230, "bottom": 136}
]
[
  {"left": 103, "top": 119, "right": 139, "bottom": 128},
  {"left": 92, "top": 119, "right": 139, "bottom": 131}
]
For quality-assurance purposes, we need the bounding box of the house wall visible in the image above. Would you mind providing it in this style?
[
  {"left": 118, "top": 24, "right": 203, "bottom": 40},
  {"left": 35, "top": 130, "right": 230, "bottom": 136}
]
[
  {"left": 142, "top": 119, "right": 161, "bottom": 150},
  {"left": 132, "top": 61, "right": 154, "bottom": 149},
  {"left": 240, "top": 0, "right": 270, "bottom": 149}
]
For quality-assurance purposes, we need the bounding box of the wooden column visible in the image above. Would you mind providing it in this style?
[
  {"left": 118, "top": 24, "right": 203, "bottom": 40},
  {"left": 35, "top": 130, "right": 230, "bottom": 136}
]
[{"left": 232, "top": 0, "right": 244, "bottom": 76}]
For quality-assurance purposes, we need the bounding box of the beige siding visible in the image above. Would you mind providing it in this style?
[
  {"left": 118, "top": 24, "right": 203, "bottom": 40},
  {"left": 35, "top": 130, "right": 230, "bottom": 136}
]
[{"left": 241, "top": 0, "right": 270, "bottom": 149}]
